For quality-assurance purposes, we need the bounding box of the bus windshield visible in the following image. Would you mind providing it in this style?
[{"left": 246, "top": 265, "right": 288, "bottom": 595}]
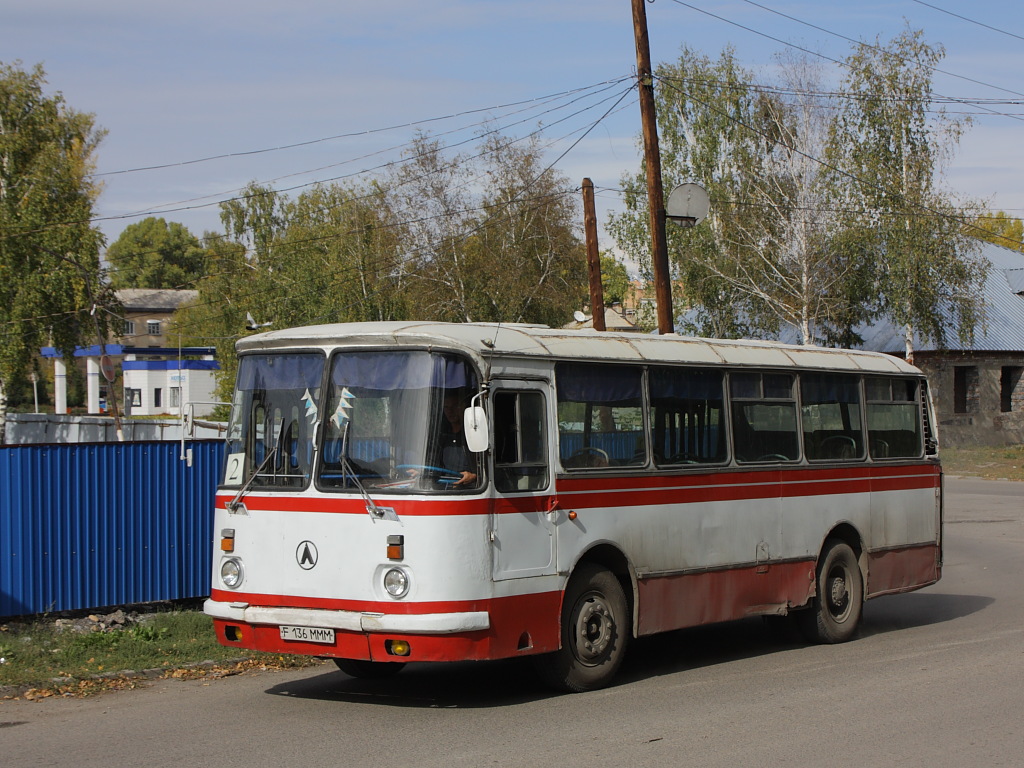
[
  {"left": 222, "top": 352, "right": 326, "bottom": 489},
  {"left": 317, "top": 350, "right": 480, "bottom": 493}
]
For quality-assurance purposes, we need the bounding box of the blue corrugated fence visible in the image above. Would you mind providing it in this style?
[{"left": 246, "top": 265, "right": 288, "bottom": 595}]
[{"left": 0, "top": 441, "right": 223, "bottom": 618}]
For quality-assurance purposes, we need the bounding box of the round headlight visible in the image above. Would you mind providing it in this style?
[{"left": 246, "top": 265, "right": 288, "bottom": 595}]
[
  {"left": 221, "top": 558, "right": 244, "bottom": 589},
  {"left": 383, "top": 567, "right": 410, "bottom": 598}
]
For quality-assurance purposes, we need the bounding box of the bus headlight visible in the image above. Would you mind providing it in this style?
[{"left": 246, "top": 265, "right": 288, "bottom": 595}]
[
  {"left": 383, "top": 567, "right": 410, "bottom": 598},
  {"left": 221, "top": 558, "right": 244, "bottom": 589}
]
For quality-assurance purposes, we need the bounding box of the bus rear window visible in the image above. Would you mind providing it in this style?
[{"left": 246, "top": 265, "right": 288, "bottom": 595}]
[{"left": 866, "top": 377, "right": 923, "bottom": 459}]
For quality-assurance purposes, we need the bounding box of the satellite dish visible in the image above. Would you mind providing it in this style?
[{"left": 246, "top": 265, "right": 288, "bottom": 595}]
[
  {"left": 573, "top": 310, "right": 587, "bottom": 323},
  {"left": 666, "top": 183, "right": 710, "bottom": 227}
]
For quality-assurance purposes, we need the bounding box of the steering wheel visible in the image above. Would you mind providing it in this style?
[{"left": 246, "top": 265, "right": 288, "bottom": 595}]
[
  {"left": 567, "top": 446, "right": 609, "bottom": 468},
  {"left": 397, "top": 464, "right": 464, "bottom": 485},
  {"left": 819, "top": 435, "right": 857, "bottom": 459}
]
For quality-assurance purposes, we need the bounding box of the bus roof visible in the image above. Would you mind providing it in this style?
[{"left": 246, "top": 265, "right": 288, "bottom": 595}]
[{"left": 236, "top": 321, "right": 921, "bottom": 376}]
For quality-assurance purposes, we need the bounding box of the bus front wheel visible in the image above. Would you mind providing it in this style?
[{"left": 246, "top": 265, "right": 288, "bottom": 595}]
[
  {"left": 535, "top": 564, "right": 629, "bottom": 693},
  {"left": 332, "top": 658, "right": 405, "bottom": 679},
  {"left": 798, "top": 539, "right": 863, "bottom": 644}
]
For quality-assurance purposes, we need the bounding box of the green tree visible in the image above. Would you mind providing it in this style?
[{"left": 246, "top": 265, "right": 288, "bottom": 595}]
[
  {"left": 0, "top": 61, "right": 107, "bottom": 442},
  {"left": 106, "top": 217, "right": 205, "bottom": 289},
  {"left": 172, "top": 234, "right": 251, "bottom": 402},
  {"left": 825, "top": 26, "right": 988, "bottom": 360},
  {"left": 274, "top": 181, "right": 410, "bottom": 327},
  {"left": 611, "top": 48, "right": 876, "bottom": 344},
  {"left": 972, "top": 210, "right": 1023, "bottom": 252},
  {"left": 389, "top": 131, "right": 585, "bottom": 325},
  {"left": 600, "top": 254, "right": 632, "bottom": 306}
]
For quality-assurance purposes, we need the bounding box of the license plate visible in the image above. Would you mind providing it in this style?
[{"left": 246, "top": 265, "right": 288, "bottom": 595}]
[{"left": 279, "top": 625, "right": 335, "bottom": 644}]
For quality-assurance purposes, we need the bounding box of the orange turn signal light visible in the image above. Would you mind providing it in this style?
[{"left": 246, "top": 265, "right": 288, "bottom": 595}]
[
  {"left": 387, "top": 534, "right": 404, "bottom": 560},
  {"left": 221, "top": 528, "right": 235, "bottom": 552}
]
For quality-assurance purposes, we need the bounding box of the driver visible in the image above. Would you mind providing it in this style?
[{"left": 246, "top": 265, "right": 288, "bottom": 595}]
[{"left": 437, "top": 391, "right": 478, "bottom": 488}]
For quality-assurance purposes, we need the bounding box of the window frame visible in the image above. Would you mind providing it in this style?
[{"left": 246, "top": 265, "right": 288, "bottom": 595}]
[
  {"left": 649, "top": 365, "right": 729, "bottom": 468},
  {"left": 800, "top": 373, "right": 866, "bottom": 462},
  {"left": 555, "top": 362, "right": 648, "bottom": 472},
  {"left": 492, "top": 388, "right": 550, "bottom": 493},
  {"left": 728, "top": 370, "right": 801, "bottom": 464},
  {"left": 865, "top": 376, "right": 924, "bottom": 460}
]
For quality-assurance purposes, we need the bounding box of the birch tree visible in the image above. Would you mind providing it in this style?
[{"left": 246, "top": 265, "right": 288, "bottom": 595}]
[
  {"left": 825, "top": 26, "right": 987, "bottom": 360},
  {"left": 609, "top": 47, "right": 859, "bottom": 342}
]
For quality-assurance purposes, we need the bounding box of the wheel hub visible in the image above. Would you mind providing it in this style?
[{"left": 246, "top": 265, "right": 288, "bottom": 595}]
[
  {"left": 828, "top": 573, "right": 849, "bottom": 616},
  {"left": 575, "top": 596, "right": 614, "bottom": 661}
]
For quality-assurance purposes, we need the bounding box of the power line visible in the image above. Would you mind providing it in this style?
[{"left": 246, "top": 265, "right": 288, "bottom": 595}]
[
  {"left": 909, "top": 0, "right": 1024, "bottom": 44},
  {"left": 732, "top": 0, "right": 1024, "bottom": 100},
  {"left": 654, "top": 74, "right": 1024, "bottom": 119},
  {"left": 645, "top": 75, "right": 1021, "bottom": 248},
  {"left": 0, "top": 80, "right": 635, "bottom": 245},
  {"left": 89, "top": 79, "right": 633, "bottom": 178},
  {"left": 666, "top": 0, "right": 1024, "bottom": 130}
]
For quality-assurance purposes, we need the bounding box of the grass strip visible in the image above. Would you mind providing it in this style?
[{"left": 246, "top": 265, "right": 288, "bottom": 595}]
[{"left": 0, "top": 608, "right": 319, "bottom": 698}]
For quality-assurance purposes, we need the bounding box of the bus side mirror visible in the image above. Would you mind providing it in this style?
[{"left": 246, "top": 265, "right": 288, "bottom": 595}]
[{"left": 464, "top": 405, "right": 489, "bottom": 453}]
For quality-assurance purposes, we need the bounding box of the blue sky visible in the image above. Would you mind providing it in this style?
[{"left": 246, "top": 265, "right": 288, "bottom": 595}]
[{"left": 3, "top": 1, "right": 1023, "bottom": 255}]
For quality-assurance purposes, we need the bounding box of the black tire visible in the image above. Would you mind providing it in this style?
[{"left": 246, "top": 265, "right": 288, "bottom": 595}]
[
  {"left": 332, "top": 658, "right": 405, "bottom": 679},
  {"left": 534, "top": 564, "right": 629, "bottom": 693},
  {"left": 798, "top": 539, "right": 864, "bottom": 644}
]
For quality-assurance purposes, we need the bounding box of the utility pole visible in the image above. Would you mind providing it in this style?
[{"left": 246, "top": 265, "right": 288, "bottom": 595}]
[
  {"left": 631, "top": 0, "right": 674, "bottom": 334},
  {"left": 582, "top": 178, "right": 606, "bottom": 331}
]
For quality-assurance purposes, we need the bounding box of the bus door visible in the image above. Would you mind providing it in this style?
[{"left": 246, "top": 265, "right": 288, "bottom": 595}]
[{"left": 489, "top": 383, "right": 557, "bottom": 580}]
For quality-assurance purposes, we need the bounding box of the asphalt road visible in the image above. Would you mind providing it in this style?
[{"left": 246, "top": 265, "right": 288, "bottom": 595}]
[{"left": 3, "top": 476, "right": 1021, "bottom": 768}]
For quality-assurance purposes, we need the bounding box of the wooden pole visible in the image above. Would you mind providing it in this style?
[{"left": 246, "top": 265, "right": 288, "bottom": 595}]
[
  {"left": 631, "top": 0, "right": 673, "bottom": 334},
  {"left": 582, "top": 178, "right": 606, "bottom": 331}
]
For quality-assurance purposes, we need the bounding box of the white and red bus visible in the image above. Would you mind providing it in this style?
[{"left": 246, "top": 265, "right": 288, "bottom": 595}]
[{"left": 204, "top": 321, "right": 942, "bottom": 691}]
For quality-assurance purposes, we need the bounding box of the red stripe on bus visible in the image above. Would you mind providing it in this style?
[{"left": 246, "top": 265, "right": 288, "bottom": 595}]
[
  {"left": 216, "top": 463, "right": 940, "bottom": 517},
  {"left": 555, "top": 462, "right": 938, "bottom": 492}
]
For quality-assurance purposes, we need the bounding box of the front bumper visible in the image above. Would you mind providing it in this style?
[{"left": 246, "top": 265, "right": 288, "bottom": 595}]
[{"left": 203, "top": 598, "right": 490, "bottom": 634}]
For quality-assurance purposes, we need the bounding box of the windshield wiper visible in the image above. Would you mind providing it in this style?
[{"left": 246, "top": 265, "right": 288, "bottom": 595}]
[
  {"left": 225, "top": 420, "right": 285, "bottom": 513},
  {"left": 340, "top": 422, "right": 400, "bottom": 523}
]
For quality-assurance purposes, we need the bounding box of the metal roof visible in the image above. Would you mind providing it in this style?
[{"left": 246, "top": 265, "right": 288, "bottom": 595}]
[
  {"left": 846, "top": 241, "right": 1024, "bottom": 354},
  {"left": 237, "top": 320, "right": 920, "bottom": 375},
  {"left": 115, "top": 288, "right": 198, "bottom": 312}
]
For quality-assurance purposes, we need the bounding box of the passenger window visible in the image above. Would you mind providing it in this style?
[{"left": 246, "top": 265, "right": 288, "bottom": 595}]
[
  {"left": 730, "top": 372, "right": 799, "bottom": 463},
  {"left": 493, "top": 391, "right": 549, "bottom": 492},
  {"left": 649, "top": 367, "right": 726, "bottom": 466},
  {"left": 801, "top": 374, "right": 864, "bottom": 461},
  {"left": 556, "top": 363, "right": 646, "bottom": 469},
  {"left": 866, "top": 377, "right": 923, "bottom": 459}
]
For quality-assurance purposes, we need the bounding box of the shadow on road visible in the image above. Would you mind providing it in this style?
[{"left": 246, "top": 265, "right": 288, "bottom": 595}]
[
  {"left": 264, "top": 656, "right": 555, "bottom": 708},
  {"left": 264, "top": 589, "right": 991, "bottom": 707},
  {"left": 858, "top": 591, "right": 993, "bottom": 636}
]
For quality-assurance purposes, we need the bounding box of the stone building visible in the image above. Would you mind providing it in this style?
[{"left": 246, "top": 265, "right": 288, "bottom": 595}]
[{"left": 794, "top": 240, "right": 1024, "bottom": 447}]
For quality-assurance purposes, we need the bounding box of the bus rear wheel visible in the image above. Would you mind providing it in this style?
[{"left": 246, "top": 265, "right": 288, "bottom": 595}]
[
  {"left": 332, "top": 658, "right": 405, "bottom": 679},
  {"left": 798, "top": 539, "right": 863, "bottom": 644},
  {"left": 535, "top": 564, "right": 629, "bottom": 693}
]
